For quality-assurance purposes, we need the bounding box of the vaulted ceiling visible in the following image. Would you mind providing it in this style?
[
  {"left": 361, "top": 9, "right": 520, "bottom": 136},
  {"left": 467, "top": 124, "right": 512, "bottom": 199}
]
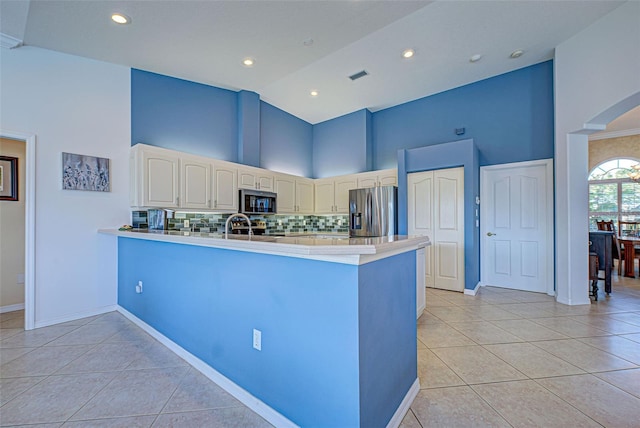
[{"left": 0, "top": 0, "right": 626, "bottom": 124}]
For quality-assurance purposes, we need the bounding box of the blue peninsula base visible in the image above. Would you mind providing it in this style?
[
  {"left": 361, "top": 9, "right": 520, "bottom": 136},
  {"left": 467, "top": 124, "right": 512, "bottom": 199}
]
[{"left": 117, "top": 237, "right": 418, "bottom": 427}]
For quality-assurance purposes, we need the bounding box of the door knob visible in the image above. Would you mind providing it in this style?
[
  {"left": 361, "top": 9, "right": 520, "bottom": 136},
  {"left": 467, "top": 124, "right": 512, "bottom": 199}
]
[{"left": 487, "top": 232, "right": 497, "bottom": 236}]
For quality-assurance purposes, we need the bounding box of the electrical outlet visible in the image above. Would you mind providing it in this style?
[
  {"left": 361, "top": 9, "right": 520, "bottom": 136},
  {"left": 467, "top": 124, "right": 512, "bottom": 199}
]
[
  {"left": 136, "top": 280, "right": 143, "bottom": 294},
  {"left": 183, "top": 219, "right": 190, "bottom": 228},
  {"left": 253, "top": 329, "right": 262, "bottom": 351}
]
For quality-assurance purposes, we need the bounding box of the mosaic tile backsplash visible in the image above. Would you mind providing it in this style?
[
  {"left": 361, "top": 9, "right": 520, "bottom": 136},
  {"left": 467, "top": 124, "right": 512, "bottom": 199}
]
[{"left": 169, "top": 212, "right": 349, "bottom": 235}]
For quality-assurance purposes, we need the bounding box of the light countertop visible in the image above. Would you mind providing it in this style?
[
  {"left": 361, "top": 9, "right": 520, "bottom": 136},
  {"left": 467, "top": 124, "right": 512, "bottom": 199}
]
[{"left": 99, "top": 229, "right": 430, "bottom": 265}]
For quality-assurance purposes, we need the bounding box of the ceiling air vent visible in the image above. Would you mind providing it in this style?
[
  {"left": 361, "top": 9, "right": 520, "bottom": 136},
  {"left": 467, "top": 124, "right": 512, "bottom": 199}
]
[{"left": 349, "top": 70, "right": 369, "bottom": 81}]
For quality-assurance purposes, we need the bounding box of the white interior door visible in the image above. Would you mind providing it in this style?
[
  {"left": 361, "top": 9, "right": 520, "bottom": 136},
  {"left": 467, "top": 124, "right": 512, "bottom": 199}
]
[
  {"left": 408, "top": 171, "right": 434, "bottom": 288},
  {"left": 408, "top": 168, "right": 465, "bottom": 292},
  {"left": 481, "top": 160, "right": 554, "bottom": 294}
]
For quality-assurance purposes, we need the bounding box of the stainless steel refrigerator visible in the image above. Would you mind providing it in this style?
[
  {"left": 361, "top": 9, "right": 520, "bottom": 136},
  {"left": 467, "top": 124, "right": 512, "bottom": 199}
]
[{"left": 349, "top": 186, "right": 398, "bottom": 237}]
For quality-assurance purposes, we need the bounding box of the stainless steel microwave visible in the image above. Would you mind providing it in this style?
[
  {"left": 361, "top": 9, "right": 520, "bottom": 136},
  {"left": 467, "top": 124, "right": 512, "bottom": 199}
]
[{"left": 239, "top": 189, "right": 277, "bottom": 215}]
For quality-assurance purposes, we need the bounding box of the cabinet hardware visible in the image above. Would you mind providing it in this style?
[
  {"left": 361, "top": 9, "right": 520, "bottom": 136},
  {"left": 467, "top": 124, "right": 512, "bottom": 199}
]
[{"left": 214, "top": 200, "right": 217, "bottom": 208}]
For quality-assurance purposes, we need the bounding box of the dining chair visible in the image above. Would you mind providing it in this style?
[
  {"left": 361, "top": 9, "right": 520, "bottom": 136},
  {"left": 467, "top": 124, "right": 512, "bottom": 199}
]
[{"left": 596, "top": 220, "right": 623, "bottom": 275}]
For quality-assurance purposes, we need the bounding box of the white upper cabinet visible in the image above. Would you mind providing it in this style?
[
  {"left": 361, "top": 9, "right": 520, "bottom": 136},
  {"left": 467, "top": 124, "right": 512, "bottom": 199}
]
[
  {"left": 295, "top": 178, "right": 314, "bottom": 214},
  {"left": 275, "top": 175, "right": 295, "bottom": 213},
  {"left": 131, "top": 144, "right": 395, "bottom": 215},
  {"left": 212, "top": 161, "right": 237, "bottom": 211},
  {"left": 237, "top": 165, "right": 274, "bottom": 191},
  {"left": 356, "top": 169, "right": 397, "bottom": 188},
  {"left": 333, "top": 176, "right": 358, "bottom": 213},
  {"left": 315, "top": 175, "right": 358, "bottom": 214},
  {"left": 314, "top": 179, "right": 335, "bottom": 214},
  {"left": 180, "top": 156, "right": 211, "bottom": 209},
  {"left": 131, "top": 144, "right": 180, "bottom": 208},
  {"left": 275, "top": 174, "right": 314, "bottom": 214}
]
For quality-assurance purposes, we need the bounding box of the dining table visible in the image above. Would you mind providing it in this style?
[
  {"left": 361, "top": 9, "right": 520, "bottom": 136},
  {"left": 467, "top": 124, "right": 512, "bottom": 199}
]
[{"left": 618, "top": 235, "right": 640, "bottom": 278}]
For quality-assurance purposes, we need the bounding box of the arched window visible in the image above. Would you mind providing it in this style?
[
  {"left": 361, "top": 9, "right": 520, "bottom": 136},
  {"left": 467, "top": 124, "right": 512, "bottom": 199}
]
[{"left": 589, "top": 158, "right": 640, "bottom": 230}]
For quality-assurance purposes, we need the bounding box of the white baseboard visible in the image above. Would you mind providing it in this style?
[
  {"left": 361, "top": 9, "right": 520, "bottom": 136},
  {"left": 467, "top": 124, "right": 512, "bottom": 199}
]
[
  {"left": 34, "top": 305, "right": 117, "bottom": 328},
  {"left": 386, "top": 377, "right": 420, "bottom": 428},
  {"left": 464, "top": 282, "right": 482, "bottom": 296},
  {"left": 0, "top": 303, "right": 25, "bottom": 314},
  {"left": 117, "top": 306, "right": 298, "bottom": 428}
]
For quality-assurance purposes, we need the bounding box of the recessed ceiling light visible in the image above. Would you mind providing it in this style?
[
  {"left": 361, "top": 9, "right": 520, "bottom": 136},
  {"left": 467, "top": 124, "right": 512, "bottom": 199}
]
[
  {"left": 469, "top": 54, "right": 483, "bottom": 63},
  {"left": 111, "top": 13, "right": 130, "bottom": 25},
  {"left": 402, "top": 49, "right": 415, "bottom": 59},
  {"left": 242, "top": 57, "right": 255, "bottom": 67},
  {"left": 510, "top": 49, "right": 524, "bottom": 59},
  {"left": 310, "top": 90, "right": 319, "bottom": 97}
]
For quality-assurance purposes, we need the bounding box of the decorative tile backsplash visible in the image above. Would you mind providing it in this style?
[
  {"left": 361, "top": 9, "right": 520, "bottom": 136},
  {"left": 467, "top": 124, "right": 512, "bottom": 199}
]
[{"left": 169, "top": 212, "right": 349, "bottom": 234}]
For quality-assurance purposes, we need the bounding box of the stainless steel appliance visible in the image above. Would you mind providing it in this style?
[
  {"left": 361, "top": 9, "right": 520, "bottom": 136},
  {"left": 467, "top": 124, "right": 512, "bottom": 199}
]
[
  {"left": 147, "top": 208, "right": 174, "bottom": 230},
  {"left": 239, "top": 189, "right": 277, "bottom": 215},
  {"left": 349, "top": 186, "right": 397, "bottom": 237}
]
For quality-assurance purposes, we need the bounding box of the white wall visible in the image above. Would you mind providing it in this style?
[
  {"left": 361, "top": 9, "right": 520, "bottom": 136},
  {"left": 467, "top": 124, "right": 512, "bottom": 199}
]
[
  {"left": 554, "top": 1, "right": 640, "bottom": 304},
  {"left": 0, "top": 46, "right": 131, "bottom": 326},
  {"left": 0, "top": 138, "right": 26, "bottom": 309}
]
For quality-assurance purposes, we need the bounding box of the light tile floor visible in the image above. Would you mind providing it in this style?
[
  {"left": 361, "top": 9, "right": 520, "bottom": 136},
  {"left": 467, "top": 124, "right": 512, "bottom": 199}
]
[
  {"left": 402, "top": 273, "right": 640, "bottom": 428},
  {"left": 2, "top": 274, "right": 640, "bottom": 427},
  {"left": 0, "top": 311, "right": 273, "bottom": 427}
]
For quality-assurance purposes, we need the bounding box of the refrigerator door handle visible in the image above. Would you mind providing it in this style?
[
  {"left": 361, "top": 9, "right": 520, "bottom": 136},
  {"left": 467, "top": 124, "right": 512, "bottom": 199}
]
[{"left": 366, "top": 191, "right": 373, "bottom": 234}]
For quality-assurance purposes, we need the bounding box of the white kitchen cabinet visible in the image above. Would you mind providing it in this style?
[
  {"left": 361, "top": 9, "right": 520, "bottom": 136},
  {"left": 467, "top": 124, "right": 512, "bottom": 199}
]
[
  {"left": 356, "top": 169, "right": 397, "bottom": 188},
  {"left": 315, "top": 176, "right": 357, "bottom": 214},
  {"left": 314, "top": 179, "right": 335, "bottom": 214},
  {"left": 295, "top": 178, "right": 314, "bottom": 214},
  {"left": 131, "top": 144, "right": 180, "bottom": 208},
  {"left": 180, "top": 156, "right": 211, "bottom": 210},
  {"left": 334, "top": 176, "right": 358, "bottom": 213},
  {"left": 237, "top": 165, "right": 274, "bottom": 191},
  {"left": 212, "top": 161, "right": 237, "bottom": 211},
  {"left": 276, "top": 174, "right": 314, "bottom": 214},
  {"left": 275, "top": 175, "right": 295, "bottom": 213}
]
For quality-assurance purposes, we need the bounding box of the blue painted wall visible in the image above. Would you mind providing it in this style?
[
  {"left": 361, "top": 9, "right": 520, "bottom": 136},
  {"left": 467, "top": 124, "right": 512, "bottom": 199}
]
[
  {"left": 118, "top": 237, "right": 417, "bottom": 426},
  {"left": 398, "top": 139, "right": 480, "bottom": 291},
  {"left": 313, "top": 109, "right": 372, "bottom": 178},
  {"left": 260, "top": 102, "right": 313, "bottom": 177},
  {"left": 372, "top": 61, "right": 554, "bottom": 170},
  {"left": 131, "top": 61, "right": 553, "bottom": 179},
  {"left": 131, "top": 69, "right": 238, "bottom": 161},
  {"left": 237, "top": 90, "right": 261, "bottom": 167},
  {"left": 358, "top": 252, "right": 416, "bottom": 427}
]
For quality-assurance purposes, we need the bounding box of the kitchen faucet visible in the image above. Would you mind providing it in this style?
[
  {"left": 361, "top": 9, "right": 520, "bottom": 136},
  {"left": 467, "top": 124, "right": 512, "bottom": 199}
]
[{"left": 225, "top": 213, "right": 252, "bottom": 239}]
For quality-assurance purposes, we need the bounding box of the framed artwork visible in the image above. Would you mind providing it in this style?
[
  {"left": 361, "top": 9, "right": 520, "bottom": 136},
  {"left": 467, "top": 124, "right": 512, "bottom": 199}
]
[
  {"left": 62, "top": 152, "right": 110, "bottom": 192},
  {"left": 0, "top": 156, "right": 18, "bottom": 201}
]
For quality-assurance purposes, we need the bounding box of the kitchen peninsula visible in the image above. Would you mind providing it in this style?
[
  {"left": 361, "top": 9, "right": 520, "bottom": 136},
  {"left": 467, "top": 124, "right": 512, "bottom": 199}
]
[{"left": 101, "top": 229, "right": 429, "bottom": 427}]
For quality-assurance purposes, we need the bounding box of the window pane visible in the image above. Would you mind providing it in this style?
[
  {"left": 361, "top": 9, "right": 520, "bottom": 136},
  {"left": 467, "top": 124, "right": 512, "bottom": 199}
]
[
  {"left": 621, "top": 182, "right": 640, "bottom": 212},
  {"left": 589, "top": 183, "right": 618, "bottom": 212}
]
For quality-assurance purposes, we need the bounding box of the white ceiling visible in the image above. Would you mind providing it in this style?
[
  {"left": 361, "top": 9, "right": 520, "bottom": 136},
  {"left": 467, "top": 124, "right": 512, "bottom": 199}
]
[{"left": 0, "top": 0, "right": 626, "bottom": 124}]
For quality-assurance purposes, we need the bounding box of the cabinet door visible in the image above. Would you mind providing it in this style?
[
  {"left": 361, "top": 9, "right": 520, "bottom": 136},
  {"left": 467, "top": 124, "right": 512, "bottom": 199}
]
[
  {"left": 296, "top": 180, "right": 314, "bottom": 214},
  {"left": 237, "top": 168, "right": 257, "bottom": 190},
  {"left": 315, "top": 180, "right": 335, "bottom": 214},
  {"left": 334, "top": 176, "right": 358, "bottom": 213},
  {"left": 181, "top": 158, "right": 210, "bottom": 209},
  {"left": 143, "top": 151, "right": 179, "bottom": 208},
  {"left": 213, "top": 163, "right": 238, "bottom": 211},
  {"left": 357, "top": 172, "right": 378, "bottom": 188},
  {"left": 257, "top": 174, "right": 274, "bottom": 191},
  {"left": 378, "top": 170, "right": 397, "bottom": 187},
  {"left": 275, "top": 175, "right": 296, "bottom": 213}
]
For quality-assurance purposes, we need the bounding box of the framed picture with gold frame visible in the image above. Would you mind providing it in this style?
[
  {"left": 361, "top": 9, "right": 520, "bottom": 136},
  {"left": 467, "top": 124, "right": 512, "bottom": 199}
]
[{"left": 0, "top": 156, "right": 18, "bottom": 201}]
